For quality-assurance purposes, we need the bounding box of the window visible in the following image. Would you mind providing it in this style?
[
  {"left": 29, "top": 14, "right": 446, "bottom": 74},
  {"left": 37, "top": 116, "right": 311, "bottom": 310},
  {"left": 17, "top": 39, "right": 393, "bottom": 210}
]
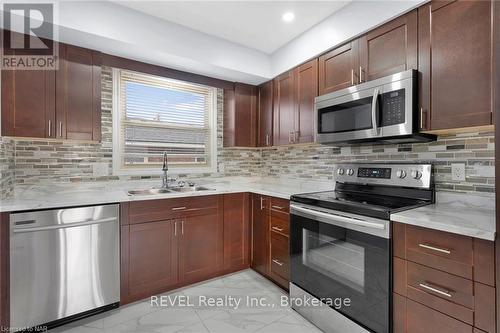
[{"left": 112, "top": 69, "right": 217, "bottom": 174}]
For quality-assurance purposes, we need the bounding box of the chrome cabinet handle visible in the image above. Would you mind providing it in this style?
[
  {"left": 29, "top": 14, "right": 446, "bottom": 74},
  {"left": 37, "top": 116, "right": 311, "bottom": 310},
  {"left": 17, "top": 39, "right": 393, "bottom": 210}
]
[
  {"left": 265, "top": 133, "right": 270, "bottom": 146},
  {"left": 272, "top": 259, "right": 284, "bottom": 266},
  {"left": 271, "top": 226, "right": 284, "bottom": 232},
  {"left": 260, "top": 197, "right": 264, "bottom": 210},
  {"left": 371, "top": 88, "right": 379, "bottom": 136},
  {"left": 271, "top": 205, "right": 284, "bottom": 210},
  {"left": 48, "top": 120, "right": 52, "bottom": 137},
  {"left": 172, "top": 206, "right": 187, "bottom": 211},
  {"left": 59, "top": 121, "right": 63, "bottom": 137},
  {"left": 351, "top": 69, "right": 354, "bottom": 85},
  {"left": 418, "top": 243, "right": 451, "bottom": 254},
  {"left": 174, "top": 221, "right": 177, "bottom": 236},
  {"left": 419, "top": 283, "right": 453, "bottom": 298},
  {"left": 420, "top": 108, "right": 425, "bottom": 129},
  {"left": 181, "top": 220, "right": 184, "bottom": 235},
  {"left": 359, "top": 66, "right": 363, "bottom": 83}
]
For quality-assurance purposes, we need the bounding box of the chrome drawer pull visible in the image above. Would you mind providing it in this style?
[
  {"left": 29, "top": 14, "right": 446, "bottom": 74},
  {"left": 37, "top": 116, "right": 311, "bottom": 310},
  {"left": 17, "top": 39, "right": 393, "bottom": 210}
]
[
  {"left": 271, "top": 226, "right": 284, "bottom": 232},
  {"left": 272, "top": 205, "right": 284, "bottom": 210},
  {"left": 172, "top": 206, "right": 187, "bottom": 211},
  {"left": 418, "top": 243, "right": 451, "bottom": 254},
  {"left": 272, "top": 259, "right": 284, "bottom": 266},
  {"left": 419, "top": 283, "right": 453, "bottom": 298}
]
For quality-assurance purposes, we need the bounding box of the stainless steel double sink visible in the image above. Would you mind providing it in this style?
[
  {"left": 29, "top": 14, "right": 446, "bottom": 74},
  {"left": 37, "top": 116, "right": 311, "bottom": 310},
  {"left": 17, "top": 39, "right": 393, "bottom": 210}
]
[{"left": 127, "top": 186, "right": 213, "bottom": 196}]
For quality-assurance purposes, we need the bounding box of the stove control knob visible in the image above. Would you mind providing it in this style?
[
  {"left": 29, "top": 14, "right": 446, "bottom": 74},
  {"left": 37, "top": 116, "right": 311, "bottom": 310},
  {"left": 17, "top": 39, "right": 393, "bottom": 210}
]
[
  {"left": 347, "top": 168, "right": 354, "bottom": 176},
  {"left": 396, "top": 170, "right": 407, "bottom": 179},
  {"left": 337, "top": 168, "right": 345, "bottom": 176},
  {"left": 411, "top": 170, "right": 422, "bottom": 180}
]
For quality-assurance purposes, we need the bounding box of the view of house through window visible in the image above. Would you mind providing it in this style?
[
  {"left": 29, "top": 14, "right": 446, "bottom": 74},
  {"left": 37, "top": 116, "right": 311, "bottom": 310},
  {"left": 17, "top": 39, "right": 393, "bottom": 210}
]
[{"left": 112, "top": 69, "right": 217, "bottom": 174}]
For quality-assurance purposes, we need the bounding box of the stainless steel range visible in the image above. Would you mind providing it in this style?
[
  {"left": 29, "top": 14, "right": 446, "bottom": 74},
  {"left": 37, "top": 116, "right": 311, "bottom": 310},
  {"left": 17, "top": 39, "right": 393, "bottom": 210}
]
[{"left": 289, "top": 163, "right": 434, "bottom": 333}]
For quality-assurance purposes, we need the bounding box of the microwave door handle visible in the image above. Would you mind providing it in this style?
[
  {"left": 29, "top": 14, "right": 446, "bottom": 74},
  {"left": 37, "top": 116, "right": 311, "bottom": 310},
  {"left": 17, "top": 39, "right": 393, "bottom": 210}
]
[{"left": 371, "top": 88, "right": 379, "bottom": 135}]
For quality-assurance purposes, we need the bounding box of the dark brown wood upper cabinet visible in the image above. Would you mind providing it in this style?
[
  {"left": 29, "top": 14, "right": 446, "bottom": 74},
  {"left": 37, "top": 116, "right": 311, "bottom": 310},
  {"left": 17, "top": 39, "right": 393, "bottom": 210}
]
[
  {"left": 358, "top": 11, "right": 417, "bottom": 82},
  {"left": 318, "top": 41, "right": 359, "bottom": 95},
  {"left": 274, "top": 59, "right": 318, "bottom": 145},
  {"left": 223, "top": 83, "right": 258, "bottom": 147},
  {"left": 1, "top": 39, "right": 102, "bottom": 141},
  {"left": 273, "top": 70, "right": 295, "bottom": 145},
  {"left": 294, "top": 59, "right": 318, "bottom": 144},
  {"left": 1, "top": 53, "right": 56, "bottom": 138},
  {"left": 57, "top": 44, "right": 101, "bottom": 141},
  {"left": 419, "top": 0, "right": 494, "bottom": 131},
  {"left": 257, "top": 80, "right": 273, "bottom": 147}
]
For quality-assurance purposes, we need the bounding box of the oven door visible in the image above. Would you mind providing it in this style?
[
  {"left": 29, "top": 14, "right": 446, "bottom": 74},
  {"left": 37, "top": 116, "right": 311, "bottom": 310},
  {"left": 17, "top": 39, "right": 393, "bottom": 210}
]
[
  {"left": 315, "top": 70, "right": 415, "bottom": 144},
  {"left": 290, "top": 203, "right": 391, "bottom": 333}
]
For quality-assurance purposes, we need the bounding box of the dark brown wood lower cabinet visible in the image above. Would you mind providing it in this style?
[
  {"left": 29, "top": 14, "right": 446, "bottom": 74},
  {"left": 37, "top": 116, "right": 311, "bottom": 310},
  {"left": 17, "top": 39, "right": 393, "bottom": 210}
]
[
  {"left": 251, "top": 194, "right": 290, "bottom": 289},
  {"left": 126, "top": 220, "right": 178, "bottom": 302},
  {"left": 223, "top": 193, "right": 250, "bottom": 272},
  {"left": 121, "top": 196, "right": 225, "bottom": 304},
  {"left": 251, "top": 194, "right": 270, "bottom": 276},
  {"left": 179, "top": 208, "right": 224, "bottom": 284},
  {"left": 394, "top": 293, "right": 473, "bottom": 333}
]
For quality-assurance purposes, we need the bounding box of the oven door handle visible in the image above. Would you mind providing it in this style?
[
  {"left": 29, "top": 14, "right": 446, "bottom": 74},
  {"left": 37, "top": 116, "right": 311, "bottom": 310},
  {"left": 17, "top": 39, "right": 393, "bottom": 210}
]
[
  {"left": 371, "top": 88, "right": 379, "bottom": 136},
  {"left": 290, "top": 204, "right": 385, "bottom": 230}
]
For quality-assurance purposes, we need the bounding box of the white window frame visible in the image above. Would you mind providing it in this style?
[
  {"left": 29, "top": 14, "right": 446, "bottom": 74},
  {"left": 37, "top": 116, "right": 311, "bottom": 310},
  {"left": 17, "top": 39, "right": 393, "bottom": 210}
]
[{"left": 112, "top": 68, "right": 218, "bottom": 175}]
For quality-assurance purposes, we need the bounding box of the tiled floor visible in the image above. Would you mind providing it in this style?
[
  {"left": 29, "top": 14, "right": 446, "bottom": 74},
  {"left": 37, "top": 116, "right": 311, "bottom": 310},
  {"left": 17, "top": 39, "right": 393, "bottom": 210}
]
[{"left": 50, "top": 270, "right": 322, "bottom": 333}]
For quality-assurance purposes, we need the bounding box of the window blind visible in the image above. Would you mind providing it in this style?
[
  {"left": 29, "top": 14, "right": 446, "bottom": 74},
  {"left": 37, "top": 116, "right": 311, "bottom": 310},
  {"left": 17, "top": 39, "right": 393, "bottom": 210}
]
[{"left": 117, "top": 70, "right": 216, "bottom": 170}]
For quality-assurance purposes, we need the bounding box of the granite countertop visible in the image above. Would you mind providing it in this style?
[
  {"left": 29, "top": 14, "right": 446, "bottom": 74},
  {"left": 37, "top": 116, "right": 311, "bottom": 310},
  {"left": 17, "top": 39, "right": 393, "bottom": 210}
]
[
  {"left": 391, "top": 192, "right": 496, "bottom": 241},
  {"left": 1, "top": 178, "right": 495, "bottom": 241},
  {"left": 0, "top": 176, "right": 330, "bottom": 213}
]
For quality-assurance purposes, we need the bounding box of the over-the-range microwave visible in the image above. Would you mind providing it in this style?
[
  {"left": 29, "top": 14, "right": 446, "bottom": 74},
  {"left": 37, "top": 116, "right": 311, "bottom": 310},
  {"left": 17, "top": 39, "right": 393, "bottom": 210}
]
[{"left": 314, "top": 69, "right": 436, "bottom": 145}]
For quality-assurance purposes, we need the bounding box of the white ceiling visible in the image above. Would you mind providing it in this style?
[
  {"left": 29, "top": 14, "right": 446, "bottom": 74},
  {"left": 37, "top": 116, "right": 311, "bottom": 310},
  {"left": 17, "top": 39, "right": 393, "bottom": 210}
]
[{"left": 111, "top": 1, "right": 351, "bottom": 54}]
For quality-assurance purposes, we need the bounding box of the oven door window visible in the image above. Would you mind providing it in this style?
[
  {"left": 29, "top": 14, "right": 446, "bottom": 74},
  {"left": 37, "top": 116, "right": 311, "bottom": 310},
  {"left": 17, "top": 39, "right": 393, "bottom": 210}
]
[
  {"left": 291, "top": 214, "right": 390, "bottom": 333},
  {"left": 318, "top": 96, "right": 374, "bottom": 134}
]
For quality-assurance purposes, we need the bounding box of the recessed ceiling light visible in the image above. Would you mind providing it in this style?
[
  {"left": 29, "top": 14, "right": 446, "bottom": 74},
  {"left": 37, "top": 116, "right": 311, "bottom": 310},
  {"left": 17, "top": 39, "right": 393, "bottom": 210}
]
[{"left": 282, "top": 12, "right": 295, "bottom": 23}]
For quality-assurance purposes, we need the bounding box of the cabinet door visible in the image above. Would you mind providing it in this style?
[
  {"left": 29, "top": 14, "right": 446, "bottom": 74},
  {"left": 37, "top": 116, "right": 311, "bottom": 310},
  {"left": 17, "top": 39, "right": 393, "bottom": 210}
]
[
  {"left": 179, "top": 200, "right": 223, "bottom": 284},
  {"left": 235, "top": 83, "right": 258, "bottom": 147},
  {"left": 1, "top": 63, "right": 56, "bottom": 138},
  {"left": 318, "top": 41, "right": 359, "bottom": 95},
  {"left": 223, "top": 193, "right": 250, "bottom": 272},
  {"left": 126, "top": 220, "right": 178, "bottom": 301},
  {"left": 358, "top": 11, "right": 417, "bottom": 82},
  {"left": 419, "top": 0, "right": 493, "bottom": 131},
  {"left": 273, "top": 70, "right": 295, "bottom": 145},
  {"left": 251, "top": 194, "right": 269, "bottom": 276},
  {"left": 57, "top": 44, "right": 101, "bottom": 141},
  {"left": 257, "top": 81, "right": 273, "bottom": 147},
  {"left": 294, "top": 59, "right": 318, "bottom": 144}
]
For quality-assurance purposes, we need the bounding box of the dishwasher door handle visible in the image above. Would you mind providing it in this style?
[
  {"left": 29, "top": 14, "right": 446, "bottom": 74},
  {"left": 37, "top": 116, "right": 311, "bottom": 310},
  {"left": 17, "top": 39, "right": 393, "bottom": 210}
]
[{"left": 12, "top": 217, "right": 118, "bottom": 233}]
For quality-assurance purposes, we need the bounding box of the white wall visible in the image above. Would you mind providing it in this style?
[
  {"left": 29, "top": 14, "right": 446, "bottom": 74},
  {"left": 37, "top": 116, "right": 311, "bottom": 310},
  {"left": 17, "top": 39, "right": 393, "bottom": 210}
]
[{"left": 270, "top": 0, "right": 426, "bottom": 77}]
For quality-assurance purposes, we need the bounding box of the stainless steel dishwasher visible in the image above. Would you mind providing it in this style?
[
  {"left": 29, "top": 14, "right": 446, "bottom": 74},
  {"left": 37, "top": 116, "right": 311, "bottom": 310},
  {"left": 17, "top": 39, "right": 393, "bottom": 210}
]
[{"left": 10, "top": 204, "right": 120, "bottom": 330}]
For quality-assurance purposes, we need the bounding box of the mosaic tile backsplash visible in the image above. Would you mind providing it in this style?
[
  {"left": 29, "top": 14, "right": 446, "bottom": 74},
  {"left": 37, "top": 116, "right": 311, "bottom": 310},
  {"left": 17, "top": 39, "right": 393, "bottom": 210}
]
[{"left": 0, "top": 66, "right": 495, "bottom": 198}]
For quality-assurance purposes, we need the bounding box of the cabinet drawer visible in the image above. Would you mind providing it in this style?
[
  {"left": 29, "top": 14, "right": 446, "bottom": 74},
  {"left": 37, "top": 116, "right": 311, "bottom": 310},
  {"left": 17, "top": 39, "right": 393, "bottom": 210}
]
[
  {"left": 270, "top": 214, "right": 289, "bottom": 236},
  {"left": 270, "top": 197, "right": 289, "bottom": 214},
  {"left": 405, "top": 225, "right": 473, "bottom": 279},
  {"left": 129, "top": 195, "right": 219, "bottom": 224},
  {"left": 270, "top": 232, "right": 289, "bottom": 281},
  {"left": 406, "top": 261, "right": 474, "bottom": 324},
  {"left": 405, "top": 297, "right": 473, "bottom": 333}
]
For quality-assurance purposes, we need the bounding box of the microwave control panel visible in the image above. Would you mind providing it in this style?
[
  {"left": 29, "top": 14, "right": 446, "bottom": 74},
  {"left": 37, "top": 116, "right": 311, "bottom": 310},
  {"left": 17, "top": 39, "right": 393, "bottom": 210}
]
[{"left": 380, "top": 89, "right": 405, "bottom": 126}]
